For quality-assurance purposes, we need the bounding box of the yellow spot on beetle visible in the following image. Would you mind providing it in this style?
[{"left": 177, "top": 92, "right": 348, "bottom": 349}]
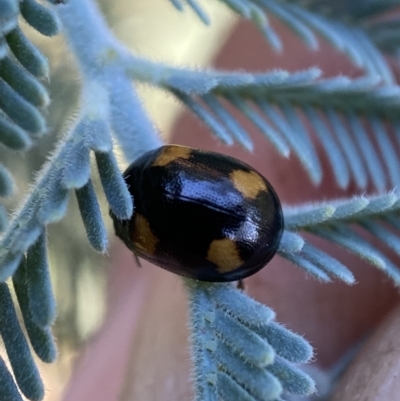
[
  {"left": 132, "top": 213, "right": 159, "bottom": 255},
  {"left": 230, "top": 170, "right": 267, "bottom": 199},
  {"left": 207, "top": 238, "right": 243, "bottom": 273},
  {"left": 153, "top": 145, "right": 191, "bottom": 167}
]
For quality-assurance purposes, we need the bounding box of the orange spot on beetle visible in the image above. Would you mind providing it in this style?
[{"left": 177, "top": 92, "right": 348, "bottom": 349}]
[
  {"left": 153, "top": 145, "right": 191, "bottom": 167},
  {"left": 230, "top": 170, "right": 267, "bottom": 199},
  {"left": 207, "top": 238, "right": 243, "bottom": 273},
  {"left": 132, "top": 213, "right": 159, "bottom": 255}
]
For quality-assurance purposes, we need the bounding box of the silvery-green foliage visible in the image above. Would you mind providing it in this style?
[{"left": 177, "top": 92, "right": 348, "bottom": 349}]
[
  {"left": 170, "top": 0, "right": 397, "bottom": 83},
  {"left": 281, "top": 193, "right": 400, "bottom": 285},
  {"left": 187, "top": 281, "right": 315, "bottom": 401},
  {"left": 0, "top": 0, "right": 60, "bottom": 232},
  {"left": 1, "top": 0, "right": 400, "bottom": 400}
]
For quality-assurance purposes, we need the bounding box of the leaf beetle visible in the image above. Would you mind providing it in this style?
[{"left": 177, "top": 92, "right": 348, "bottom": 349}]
[{"left": 111, "top": 144, "right": 284, "bottom": 282}]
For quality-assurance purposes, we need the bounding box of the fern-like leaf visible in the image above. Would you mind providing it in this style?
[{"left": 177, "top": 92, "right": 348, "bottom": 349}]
[
  {"left": 0, "top": 0, "right": 60, "bottom": 229},
  {"left": 280, "top": 193, "right": 400, "bottom": 285},
  {"left": 168, "top": 0, "right": 398, "bottom": 84},
  {"left": 126, "top": 58, "right": 400, "bottom": 190},
  {"left": 187, "top": 281, "right": 315, "bottom": 401}
]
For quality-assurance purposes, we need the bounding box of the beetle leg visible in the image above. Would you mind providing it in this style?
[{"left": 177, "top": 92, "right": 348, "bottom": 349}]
[
  {"left": 237, "top": 279, "right": 245, "bottom": 291},
  {"left": 134, "top": 253, "right": 142, "bottom": 267}
]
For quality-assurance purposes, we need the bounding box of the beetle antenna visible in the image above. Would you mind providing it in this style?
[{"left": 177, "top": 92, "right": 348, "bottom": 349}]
[{"left": 134, "top": 253, "right": 142, "bottom": 268}]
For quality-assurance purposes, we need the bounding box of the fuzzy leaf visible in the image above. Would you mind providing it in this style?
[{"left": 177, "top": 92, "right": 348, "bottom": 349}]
[
  {"left": 109, "top": 74, "right": 162, "bottom": 162},
  {"left": 185, "top": 0, "right": 209, "bottom": 24},
  {"left": 257, "top": 0, "right": 318, "bottom": 50},
  {"left": 346, "top": 112, "right": 386, "bottom": 192},
  {"left": 217, "top": 371, "right": 256, "bottom": 401},
  {"left": 0, "top": 79, "right": 46, "bottom": 134},
  {"left": 0, "top": 36, "right": 8, "bottom": 59},
  {"left": 369, "top": 115, "right": 400, "bottom": 188},
  {"left": 9, "top": 217, "right": 42, "bottom": 254},
  {"left": 169, "top": 0, "right": 183, "bottom": 11},
  {"left": 37, "top": 176, "right": 69, "bottom": 224},
  {"left": 301, "top": 243, "right": 355, "bottom": 284},
  {"left": 313, "top": 224, "right": 387, "bottom": 270},
  {"left": 210, "top": 284, "right": 276, "bottom": 327},
  {"left": 354, "top": 192, "right": 397, "bottom": 216},
  {"left": 0, "top": 357, "right": 23, "bottom": 401},
  {"left": 228, "top": 93, "right": 289, "bottom": 156},
  {"left": 61, "top": 138, "right": 91, "bottom": 189},
  {"left": 304, "top": 106, "right": 350, "bottom": 188},
  {"left": 95, "top": 151, "right": 133, "bottom": 221},
  {"left": 0, "top": 283, "right": 44, "bottom": 401},
  {"left": 216, "top": 0, "right": 396, "bottom": 83},
  {"left": 0, "top": 251, "right": 22, "bottom": 282},
  {"left": 130, "top": 57, "right": 400, "bottom": 188},
  {"left": 0, "top": 162, "right": 13, "bottom": 196},
  {"left": 330, "top": 196, "right": 369, "bottom": 220},
  {"left": 26, "top": 231, "right": 56, "bottom": 327},
  {"left": 266, "top": 356, "right": 316, "bottom": 395},
  {"left": 13, "top": 258, "right": 57, "bottom": 363},
  {"left": 0, "top": 204, "right": 7, "bottom": 231},
  {"left": 202, "top": 94, "right": 253, "bottom": 151},
  {"left": 0, "top": 115, "right": 33, "bottom": 150},
  {"left": 5, "top": 27, "right": 48, "bottom": 78},
  {"left": 132, "top": 51, "right": 400, "bottom": 188},
  {"left": 84, "top": 118, "right": 113, "bottom": 153},
  {"left": 281, "top": 193, "right": 400, "bottom": 284},
  {"left": 188, "top": 284, "right": 218, "bottom": 401},
  {"left": 214, "top": 309, "right": 275, "bottom": 367},
  {"left": 282, "top": 251, "right": 332, "bottom": 282},
  {"left": 255, "top": 322, "right": 313, "bottom": 364},
  {"left": 285, "top": 204, "right": 336, "bottom": 230},
  {"left": 278, "top": 231, "right": 304, "bottom": 254},
  {"left": 325, "top": 108, "right": 368, "bottom": 189},
  {"left": 0, "top": 0, "right": 19, "bottom": 35},
  {"left": 186, "top": 281, "right": 314, "bottom": 401},
  {"left": 75, "top": 179, "right": 108, "bottom": 252},
  {"left": 20, "top": 0, "right": 61, "bottom": 36},
  {"left": 215, "top": 341, "right": 282, "bottom": 401},
  {"left": 0, "top": 56, "right": 49, "bottom": 107},
  {"left": 173, "top": 90, "right": 234, "bottom": 146}
]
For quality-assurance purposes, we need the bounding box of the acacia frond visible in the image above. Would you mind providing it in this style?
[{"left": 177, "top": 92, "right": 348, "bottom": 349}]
[
  {"left": 167, "top": 0, "right": 398, "bottom": 84},
  {"left": 0, "top": 80, "right": 132, "bottom": 399},
  {"left": 168, "top": 0, "right": 210, "bottom": 24},
  {"left": 0, "top": 0, "right": 60, "bottom": 230},
  {"left": 0, "top": 0, "right": 161, "bottom": 396},
  {"left": 0, "top": 280, "right": 45, "bottom": 400},
  {"left": 126, "top": 58, "right": 400, "bottom": 190},
  {"left": 280, "top": 193, "right": 400, "bottom": 285},
  {"left": 367, "top": 17, "right": 400, "bottom": 56},
  {"left": 186, "top": 280, "right": 315, "bottom": 401}
]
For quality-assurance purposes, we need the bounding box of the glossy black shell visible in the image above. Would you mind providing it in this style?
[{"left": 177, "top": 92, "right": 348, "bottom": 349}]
[{"left": 111, "top": 145, "right": 284, "bottom": 282}]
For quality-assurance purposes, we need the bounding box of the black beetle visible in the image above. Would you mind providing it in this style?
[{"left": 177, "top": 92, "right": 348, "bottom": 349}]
[{"left": 111, "top": 144, "right": 283, "bottom": 282}]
